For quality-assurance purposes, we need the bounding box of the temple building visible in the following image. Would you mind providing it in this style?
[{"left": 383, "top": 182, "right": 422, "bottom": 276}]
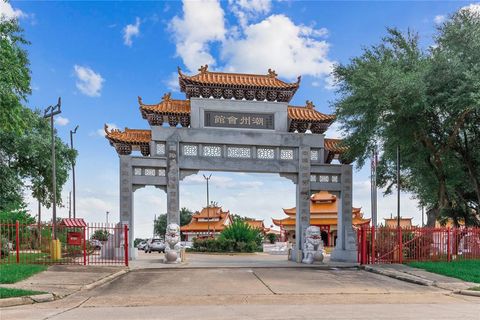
[
  {"left": 180, "top": 206, "right": 232, "bottom": 241},
  {"left": 272, "top": 191, "right": 370, "bottom": 247},
  {"left": 384, "top": 217, "right": 414, "bottom": 228}
]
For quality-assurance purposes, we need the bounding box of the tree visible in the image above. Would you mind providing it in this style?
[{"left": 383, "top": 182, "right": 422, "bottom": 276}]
[
  {"left": 220, "top": 220, "right": 263, "bottom": 247},
  {"left": 0, "top": 15, "right": 76, "bottom": 211},
  {"left": 153, "top": 207, "right": 193, "bottom": 237},
  {"left": 333, "top": 8, "right": 480, "bottom": 226}
]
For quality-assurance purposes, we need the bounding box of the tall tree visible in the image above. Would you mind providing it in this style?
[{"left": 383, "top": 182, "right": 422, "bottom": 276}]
[
  {"left": 333, "top": 9, "right": 480, "bottom": 226},
  {"left": 0, "top": 12, "right": 76, "bottom": 211}
]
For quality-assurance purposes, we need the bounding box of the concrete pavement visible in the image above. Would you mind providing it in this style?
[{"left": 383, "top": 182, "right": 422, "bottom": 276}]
[{"left": 2, "top": 267, "right": 479, "bottom": 320}]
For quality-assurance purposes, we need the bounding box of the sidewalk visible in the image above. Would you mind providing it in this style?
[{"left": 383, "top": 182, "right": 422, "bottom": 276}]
[
  {"left": 1, "top": 265, "right": 127, "bottom": 305},
  {"left": 362, "top": 264, "right": 478, "bottom": 293}
]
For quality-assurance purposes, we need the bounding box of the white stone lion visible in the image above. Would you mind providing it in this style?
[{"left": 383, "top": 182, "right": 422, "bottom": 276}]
[
  {"left": 302, "top": 226, "right": 324, "bottom": 264},
  {"left": 164, "top": 223, "right": 182, "bottom": 263}
]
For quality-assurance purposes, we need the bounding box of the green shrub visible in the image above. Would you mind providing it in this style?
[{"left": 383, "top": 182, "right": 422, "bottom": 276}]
[{"left": 220, "top": 220, "right": 263, "bottom": 247}]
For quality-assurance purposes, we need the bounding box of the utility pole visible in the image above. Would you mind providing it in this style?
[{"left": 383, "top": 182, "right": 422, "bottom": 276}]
[
  {"left": 370, "top": 146, "right": 378, "bottom": 227},
  {"left": 43, "top": 97, "right": 61, "bottom": 240},
  {"left": 70, "top": 125, "right": 79, "bottom": 218},
  {"left": 68, "top": 191, "right": 72, "bottom": 219},
  {"left": 203, "top": 173, "right": 212, "bottom": 237},
  {"left": 421, "top": 205, "right": 425, "bottom": 227},
  {"left": 106, "top": 211, "right": 109, "bottom": 225},
  {"left": 396, "top": 144, "right": 401, "bottom": 229}
]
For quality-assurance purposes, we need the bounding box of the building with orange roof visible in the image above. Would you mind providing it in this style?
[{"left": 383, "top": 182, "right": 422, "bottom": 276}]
[
  {"left": 272, "top": 191, "right": 370, "bottom": 247},
  {"left": 180, "top": 206, "right": 232, "bottom": 241},
  {"left": 244, "top": 219, "right": 270, "bottom": 235},
  {"left": 383, "top": 217, "right": 414, "bottom": 228}
]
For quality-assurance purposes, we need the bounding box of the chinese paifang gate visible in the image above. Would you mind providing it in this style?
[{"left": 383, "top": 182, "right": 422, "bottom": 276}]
[{"left": 105, "top": 65, "right": 359, "bottom": 262}]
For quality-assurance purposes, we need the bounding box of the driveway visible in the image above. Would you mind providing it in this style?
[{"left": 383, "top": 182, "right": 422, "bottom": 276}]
[{"left": 2, "top": 267, "right": 479, "bottom": 320}]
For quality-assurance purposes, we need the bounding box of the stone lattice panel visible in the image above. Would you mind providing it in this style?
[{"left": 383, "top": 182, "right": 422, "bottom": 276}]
[
  {"left": 280, "top": 149, "right": 294, "bottom": 160},
  {"left": 257, "top": 148, "right": 275, "bottom": 159},
  {"left": 319, "top": 175, "right": 330, "bottom": 183},
  {"left": 144, "top": 168, "right": 156, "bottom": 176},
  {"left": 227, "top": 147, "right": 251, "bottom": 158},
  {"left": 183, "top": 144, "right": 198, "bottom": 156},
  {"left": 203, "top": 145, "right": 222, "bottom": 157},
  {"left": 310, "top": 174, "right": 317, "bottom": 182},
  {"left": 310, "top": 150, "right": 319, "bottom": 161},
  {"left": 156, "top": 143, "right": 166, "bottom": 156},
  {"left": 331, "top": 175, "right": 339, "bottom": 183},
  {"left": 158, "top": 169, "right": 166, "bottom": 177},
  {"left": 133, "top": 168, "right": 142, "bottom": 176}
]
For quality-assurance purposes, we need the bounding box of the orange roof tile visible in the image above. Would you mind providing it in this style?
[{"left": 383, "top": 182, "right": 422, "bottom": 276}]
[
  {"left": 310, "top": 191, "right": 337, "bottom": 202},
  {"left": 180, "top": 220, "right": 229, "bottom": 232},
  {"left": 104, "top": 126, "right": 151, "bottom": 144},
  {"left": 272, "top": 217, "right": 370, "bottom": 227},
  {"left": 178, "top": 65, "right": 300, "bottom": 90},
  {"left": 245, "top": 220, "right": 265, "bottom": 230},
  {"left": 324, "top": 138, "right": 348, "bottom": 154},
  {"left": 287, "top": 101, "right": 335, "bottom": 122},
  {"left": 139, "top": 93, "right": 190, "bottom": 115},
  {"left": 192, "top": 207, "right": 228, "bottom": 219}
]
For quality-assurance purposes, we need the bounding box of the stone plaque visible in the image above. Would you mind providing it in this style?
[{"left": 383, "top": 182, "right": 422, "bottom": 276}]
[{"left": 204, "top": 111, "right": 274, "bottom": 130}]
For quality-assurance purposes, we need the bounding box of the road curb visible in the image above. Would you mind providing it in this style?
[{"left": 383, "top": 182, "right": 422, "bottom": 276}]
[
  {"left": 0, "top": 293, "right": 54, "bottom": 308},
  {"left": 82, "top": 269, "right": 129, "bottom": 291},
  {"left": 458, "top": 290, "right": 480, "bottom": 297},
  {"left": 361, "top": 265, "right": 434, "bottom": 286}
]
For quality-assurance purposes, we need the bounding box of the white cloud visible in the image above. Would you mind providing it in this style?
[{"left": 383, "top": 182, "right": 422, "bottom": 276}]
[
  {"left": 461, "top": 3, "right": 480, "bottom": 15},
  {"left": 222, "top": 14, "right": 334, "bottom": 81},
  {"left": 94, "top": 123, "right": 118, "bottom": 137},
  {"left": 228, "top": 0, "right": 272, "bottom": 28},
  {"left": 54, "top": 116, "right": 70, "bottom": 126},
  {"left": 123, "top": 17, "right": 141, "bottom": 47},
  {"left": 166, "top": 72, "right": 180, "bottom": 92},
  {"left": 169, "top": 0, "right": 226, "bottom": 71},
  {"left": 73, "top": 65, "right": 104, "bottom": 97},
  {"left": 0, "top": 1, "right": 27, "bottom": 20},
  {"left": 434, "top": 15, "right": 446, "bottom": 24}
]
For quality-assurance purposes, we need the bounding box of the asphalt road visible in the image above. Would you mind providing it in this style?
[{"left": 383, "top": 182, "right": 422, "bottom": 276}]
[{"left": 2, "top": 268, "right": 479, "bottom": 320}]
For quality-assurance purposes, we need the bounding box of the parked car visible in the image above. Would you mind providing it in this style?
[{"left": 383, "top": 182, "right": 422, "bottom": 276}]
[
  {"left": 89, "top": 239, "right": 102, "bottom": 250},
  {"left": 137, "top": 241, "right": 147, "bottom": 251},
  {"left": 145, "top": 239, "right": 165, "bottom": 253}
]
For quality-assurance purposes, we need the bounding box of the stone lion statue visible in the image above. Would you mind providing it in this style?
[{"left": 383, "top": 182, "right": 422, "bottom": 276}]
[
  {"left": 164, "top": 223, "right": 181, "bottom": 263},
  {"left": 302, "top": 226, "right": 324, "bottom": 264}
]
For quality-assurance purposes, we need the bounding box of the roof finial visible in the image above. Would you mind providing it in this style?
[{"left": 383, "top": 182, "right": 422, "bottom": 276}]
[
  {"left": 177, "top": 66, "right": 183, "bottom": 76},
  {"left": 137, "top": 96, "right": 143, "bottom": 105},
  {"left": 162, "top": 92, "right": 172, "bottom": 101},
  {"left": 198, "top": 64, "right": 209, "bottom": 74},
  {"left": 296, "top": 75, "right": 302, "bottom": 84},
  {"left": 306, "top": 100, "right": 314, "bottom": 109},
  {"left": 267, "top": 68, "right": 277, "bottom": 78},
  {"left": 104, "top": 124, "right": 110, "bottom": 135}
]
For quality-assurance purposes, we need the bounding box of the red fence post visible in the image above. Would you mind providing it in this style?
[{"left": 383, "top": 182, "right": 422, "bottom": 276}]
[
  {"left": 124, "top": 224, "right": 129, "bottom": 267},
  {"left": 15, "top": 220, "right": 20, "bottom": 264},
  {"left": 398, "top": 227, "right": 403, "bottom": 264},
  {"left": 371, "top": 226, "right": 376, "bottom": 264},
  {"left": 447, "top": 227, "right": 451, "bottom": 262},
  {"left": 83, "top": 226, "right": 87, "bottom": 266}
]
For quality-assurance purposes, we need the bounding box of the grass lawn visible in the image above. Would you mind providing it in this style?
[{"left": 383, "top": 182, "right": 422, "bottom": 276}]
[
  {"left": 407, "top": 259, "right": 480, "bottom": 283},
  {"left": 1, "top": 252, "right": 49, "bottom": 264},
  {"left": 470, "top": 286, "right": 480, "bottom": 291},
  {"left": 0, "top": 287, "right": 46, "bottom": 299},
  {"left": 0, "top": 264, "right": 47, "bottom": 284}
]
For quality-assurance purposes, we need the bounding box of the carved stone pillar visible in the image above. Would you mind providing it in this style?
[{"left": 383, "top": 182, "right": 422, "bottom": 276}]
[
  {"left": 331, "top": 164, "right": 357, "bottom": 262},
  {"left": 166, "top": 140, "right": 180, "bottom": 225},
  {"left": 293, "top": 146, "right": 311, "bottom": 262},
  {"left": 119, "top": 155, "right": 134, "bottom": 259}
]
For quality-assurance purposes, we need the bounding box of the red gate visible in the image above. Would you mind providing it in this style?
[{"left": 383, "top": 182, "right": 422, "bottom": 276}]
[{"left": 0, "top": 221, "right": 129, "bottom": 266}]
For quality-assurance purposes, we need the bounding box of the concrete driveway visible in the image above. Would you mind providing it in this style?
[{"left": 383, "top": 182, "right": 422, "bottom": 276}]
[{"left": 2, "top": 267, "right": 479, "bottom": 320}]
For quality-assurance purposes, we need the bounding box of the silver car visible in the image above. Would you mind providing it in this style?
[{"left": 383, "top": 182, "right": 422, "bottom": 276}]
[{"left": 145, "top": 239, "right": 165, "bottom": 253}]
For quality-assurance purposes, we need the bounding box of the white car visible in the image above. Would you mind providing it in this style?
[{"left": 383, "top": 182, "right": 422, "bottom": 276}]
[{"left": 145, "top": 239, "right": 166, "bottom": 253}]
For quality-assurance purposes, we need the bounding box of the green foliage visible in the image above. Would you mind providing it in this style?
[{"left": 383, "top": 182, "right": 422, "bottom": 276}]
[
  {"left": 220, "top": 220, "right": 263, "bottom": 246},
  {"left": 134, "top": 238, "right": 144, "bottom": 247},
  {"left": 0, "top": 17, "right": 77, "bottom": 211},
  {"left": 0, "top": 287, "right": 46, "bottom": 299},
  {"left": 0, "top": 264, "right": 47, "bottom": 284},
  {"left": 333, "top": 10, "right": 480, "bottom": 226},
  {"left": 0, "top": 206, "right": 35, "bottom": 224},
  {"left": 266, "top": 233, "right": 277, "bottom": 244},
  {"left": 407, "top": 259, "right": 480, "bottom": 283},
  {"left": 154, "top": 207, "right": 193, "bottom": 237},
  {"left": 91, "top": 229, "right": 110, "bottom": 242}
]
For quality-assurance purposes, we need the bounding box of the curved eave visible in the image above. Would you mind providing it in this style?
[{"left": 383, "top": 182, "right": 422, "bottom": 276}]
[{"left": 287, "top": 106, "right": 335, "bottom": 123}]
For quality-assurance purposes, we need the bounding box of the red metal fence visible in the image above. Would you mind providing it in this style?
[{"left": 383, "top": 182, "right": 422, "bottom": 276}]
[
  {"left": 357, "top": 226, "right": 480, "bottom": 264},
  {"left": 0, "top": 221, "right": 128, "bottom": 266}
]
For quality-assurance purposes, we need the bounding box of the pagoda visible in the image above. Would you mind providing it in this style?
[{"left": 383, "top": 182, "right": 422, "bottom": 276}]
[
  {"left": 181, "top": 206, "right": 232, "bottom": 240},
  {"left": 273, "top": 191, "right": 370, "bottom": 247}
]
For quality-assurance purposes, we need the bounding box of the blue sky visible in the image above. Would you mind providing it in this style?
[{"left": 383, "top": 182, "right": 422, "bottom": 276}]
[{"left": 4, "top": 0, "right": 477, "bottom": 238}]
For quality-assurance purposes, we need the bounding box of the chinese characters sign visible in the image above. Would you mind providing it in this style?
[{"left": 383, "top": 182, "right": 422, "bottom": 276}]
[{"left": 204, "top": 111, "right": 274, "bottom": 130}]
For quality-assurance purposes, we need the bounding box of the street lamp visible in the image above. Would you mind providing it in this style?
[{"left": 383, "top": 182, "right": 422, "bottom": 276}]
[
  {"left": 70, "top": 125, "right": 79, "bottom": 219},
  {"left": 203, "top": 173, "right": 212, "bottom": 237},
  {"left": 106, "top": 211, "right": 110, "bottom": 225},
  {"left": 43, "top": 97, "right": 62, "bottom": 240}
]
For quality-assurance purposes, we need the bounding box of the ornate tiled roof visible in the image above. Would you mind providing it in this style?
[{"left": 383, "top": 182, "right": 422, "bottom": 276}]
[
  {"left": 139, "top": 93, "right": 191, "bottom": 115},
  {"left": 178, "top": 65, "right": 300, "bottom": 102},
  {"left": 287, "top": 101, "right": 335, "bottom": 122},
  {"left": 180, "top": 206, "right": 232, "bottom": 232},
  {"left": 104, "top": 126, "right": 151, "bottom": 156},
  {"left": 324, "top": 138, "right": 348, "bottom": 154}
]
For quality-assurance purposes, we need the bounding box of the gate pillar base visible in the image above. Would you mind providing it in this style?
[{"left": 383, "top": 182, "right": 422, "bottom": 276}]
[{"left": 331, "top": 248, "right": 357, "bottom": 263}]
